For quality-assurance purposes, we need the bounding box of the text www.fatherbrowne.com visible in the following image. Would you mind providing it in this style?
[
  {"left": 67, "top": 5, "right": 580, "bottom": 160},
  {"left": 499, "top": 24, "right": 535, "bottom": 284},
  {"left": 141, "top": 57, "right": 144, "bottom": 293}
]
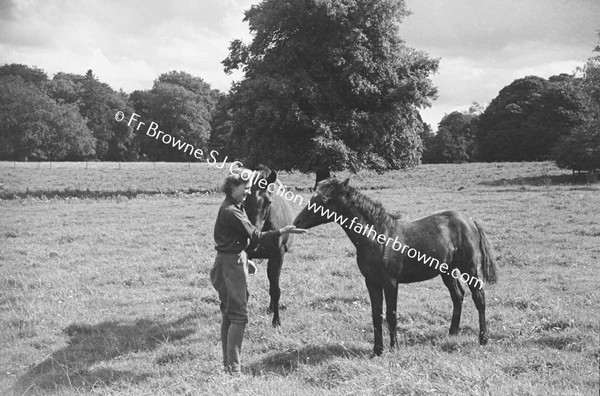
[{"left": 115, "top": 110, "right": 484, "bottom": 289}]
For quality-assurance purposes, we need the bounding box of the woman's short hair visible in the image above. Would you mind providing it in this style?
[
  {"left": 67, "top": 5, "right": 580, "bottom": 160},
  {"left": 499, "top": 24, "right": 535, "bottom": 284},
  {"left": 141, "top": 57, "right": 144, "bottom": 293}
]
[{"left": 221, "top": 171, "right": 250, "bottom": 196}]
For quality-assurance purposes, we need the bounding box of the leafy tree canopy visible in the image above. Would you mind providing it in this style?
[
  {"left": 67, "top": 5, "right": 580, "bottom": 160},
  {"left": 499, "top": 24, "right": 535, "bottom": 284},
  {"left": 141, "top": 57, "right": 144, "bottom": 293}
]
[
  {"left": 219, "top": 0, "right": 438, "bottom": 172},
  {"left": 0, "top": 75, "right": 95, "bottom": 160},
  {"left": 0, "top": 64, "right": 48, "bottom": 87},
  {"left": 553, "top": 31, "right": 600, "bottom": 172},
  {"left": 422, "top": 106, "right": 481, "bottom": 164},
  {"left": 553, "top": 119, "right": 600, "bottom": 172},
  {"left": 130, "top": 71, "right": 222, "bottom": 161},
  {"left": 477, "top": 74, "right": 589, "bottom": 162},
  {"left": 49, "top": 70, "right": 137, "bottom": 160}
]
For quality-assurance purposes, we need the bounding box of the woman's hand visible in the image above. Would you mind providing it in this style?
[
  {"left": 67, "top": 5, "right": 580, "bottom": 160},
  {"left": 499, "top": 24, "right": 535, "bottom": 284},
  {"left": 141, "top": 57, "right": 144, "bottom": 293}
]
[{"left": 279, "top": 225, "right": 307, "bottom": 235}]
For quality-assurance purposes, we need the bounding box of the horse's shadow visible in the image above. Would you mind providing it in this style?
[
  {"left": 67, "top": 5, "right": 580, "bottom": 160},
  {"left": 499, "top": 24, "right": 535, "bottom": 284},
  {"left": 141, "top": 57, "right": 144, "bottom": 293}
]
[
  {"left": 247, "top": 343, "right": 370, "bottom": 376},
  {"left": 246, "top": 326, "right": 478, "bottom": 376},
  {"left": 12, "top": 315, "right": 196, "bottom": 394}
]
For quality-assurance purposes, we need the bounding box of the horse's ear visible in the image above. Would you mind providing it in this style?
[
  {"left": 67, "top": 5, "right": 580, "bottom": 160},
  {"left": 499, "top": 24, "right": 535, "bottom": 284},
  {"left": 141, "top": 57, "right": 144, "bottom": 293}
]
[
  {"left": 341, "top": 178, "right": 350, "bottom": 187},
  {"left": 266, "top": 170, "right": 277, "bottom": 184},
  {"left": 314, "top": 167, "right": 331, "bottom": 191}
]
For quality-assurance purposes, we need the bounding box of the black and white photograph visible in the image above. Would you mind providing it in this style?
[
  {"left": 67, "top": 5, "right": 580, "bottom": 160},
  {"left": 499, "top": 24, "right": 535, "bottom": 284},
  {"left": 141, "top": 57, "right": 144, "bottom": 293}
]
[{"left": 1, "top": 0, "right": 599, "bottom": 394}]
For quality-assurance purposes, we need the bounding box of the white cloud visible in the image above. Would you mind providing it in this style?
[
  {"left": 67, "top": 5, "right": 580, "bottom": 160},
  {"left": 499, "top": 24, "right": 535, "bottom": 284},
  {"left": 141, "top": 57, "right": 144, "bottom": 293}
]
[
  {"left": 419, "top": 49, "right": 586, "bottom": 128},
  {"left": 0, "top": 0, "right": 257, "bottom": 92},
  {"left": 402, "top": 0, "right": 599, "bottom": 128},
  {"left": 0, "top": 0, "right": 597, "bottom": 128}
]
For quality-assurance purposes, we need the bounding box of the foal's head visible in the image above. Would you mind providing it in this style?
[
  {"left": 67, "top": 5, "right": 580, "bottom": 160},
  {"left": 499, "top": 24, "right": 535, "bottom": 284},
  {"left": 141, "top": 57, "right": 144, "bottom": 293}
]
[{"left": 293, "top": 177, "right": 349, "bottom": 229}]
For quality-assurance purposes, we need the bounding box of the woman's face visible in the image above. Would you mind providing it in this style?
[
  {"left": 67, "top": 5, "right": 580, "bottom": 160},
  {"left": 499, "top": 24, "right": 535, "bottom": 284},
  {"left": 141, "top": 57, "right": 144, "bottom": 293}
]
[{"left": 230, "top": 182, "right": 251, "bottom": 203}]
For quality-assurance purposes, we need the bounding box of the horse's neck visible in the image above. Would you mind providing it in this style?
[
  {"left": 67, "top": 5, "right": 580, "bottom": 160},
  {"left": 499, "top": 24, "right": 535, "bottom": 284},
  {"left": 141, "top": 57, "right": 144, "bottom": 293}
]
[
  {"left": 335, "top": 198, "right": 391, "bottom": 248},
  {"left": 270, "top": 194, "right": 295, "bottom": 227}
]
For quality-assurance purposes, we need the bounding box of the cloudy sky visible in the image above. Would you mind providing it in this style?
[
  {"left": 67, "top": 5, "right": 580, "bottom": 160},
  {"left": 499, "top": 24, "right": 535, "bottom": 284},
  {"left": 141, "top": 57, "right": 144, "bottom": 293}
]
[{"left": 1, "top": 0, "right": 598, "bottom": 129}]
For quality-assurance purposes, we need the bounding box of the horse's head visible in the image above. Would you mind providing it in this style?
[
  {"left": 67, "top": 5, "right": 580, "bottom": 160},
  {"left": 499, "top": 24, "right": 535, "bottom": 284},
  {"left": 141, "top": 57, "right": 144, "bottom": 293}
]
[
  {"left": 293, "top": 177, "right": 349, "bottom": 229},
  {"left": 244, "top": 165, "right": 278, "bottom": 230}
]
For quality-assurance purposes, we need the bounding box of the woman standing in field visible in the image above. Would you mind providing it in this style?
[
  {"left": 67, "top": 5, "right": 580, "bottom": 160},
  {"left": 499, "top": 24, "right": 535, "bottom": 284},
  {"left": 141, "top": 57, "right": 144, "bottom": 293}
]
[{"left": 211, "top": 172, "right": 306, "bottom": 375}]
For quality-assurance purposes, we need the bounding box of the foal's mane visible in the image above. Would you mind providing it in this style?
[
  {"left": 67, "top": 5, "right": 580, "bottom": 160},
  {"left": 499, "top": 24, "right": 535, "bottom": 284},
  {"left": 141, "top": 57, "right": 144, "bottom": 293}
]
[{"left": 319, "top": 178, "right": 397, "bottom": 231}]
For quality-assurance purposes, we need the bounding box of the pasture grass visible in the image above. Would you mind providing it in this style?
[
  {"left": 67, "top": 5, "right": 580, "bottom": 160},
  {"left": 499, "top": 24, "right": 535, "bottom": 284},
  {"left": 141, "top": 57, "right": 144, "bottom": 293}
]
[{"left": 0, "top": 161, "right": 598, "bottom": 395}]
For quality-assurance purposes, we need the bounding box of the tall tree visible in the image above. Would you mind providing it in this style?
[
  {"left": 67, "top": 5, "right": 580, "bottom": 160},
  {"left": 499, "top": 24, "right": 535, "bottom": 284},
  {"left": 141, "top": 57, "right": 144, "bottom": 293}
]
[
  {"left": 49, "top": 70, "right": 137, "bottom": 160},
  {"left": 219, "top": 0, "right": 438, "bottom": 172},
  {"left": 477, "top": 75, "right": 588, "bottom": 162},
  {"left": 209, "top": 94, "right": 237, "bottom": 158},
  {"left": 130, "top": 71, "right": 221, "bottom": 161},
  {"left": 553, "top": 31, "right": 600, "bottom": 172},
  {"left": 553, "top": 119, "right": 600, "bottom": 172},
  {"left": 425, "top": 127, "right": 470, "bottom": 164},
  {"left": 0, "top": 75, "right": 95, "bottom": 160},
  {"left": 421, "top": 105, "right": 482, "bottom": 164},
  {"left": 418, "top": 122, "right": 436, "bottom": 163}
]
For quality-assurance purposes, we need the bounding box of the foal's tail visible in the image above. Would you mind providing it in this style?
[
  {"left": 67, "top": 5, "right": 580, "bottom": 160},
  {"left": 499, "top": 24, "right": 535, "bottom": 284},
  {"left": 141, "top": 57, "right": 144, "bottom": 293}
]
[{"left": 474, "top": 220, "right": 498, "bottom": 285}]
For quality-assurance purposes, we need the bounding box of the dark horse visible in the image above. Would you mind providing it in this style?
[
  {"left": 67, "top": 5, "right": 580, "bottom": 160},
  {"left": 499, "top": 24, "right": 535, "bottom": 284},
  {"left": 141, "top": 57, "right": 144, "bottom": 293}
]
[
  {"left": 243, "top": 166, "right": 296, "bottom": 327},
  {"left": 293, "top": 178, "right": 498, "bottom": 355}
]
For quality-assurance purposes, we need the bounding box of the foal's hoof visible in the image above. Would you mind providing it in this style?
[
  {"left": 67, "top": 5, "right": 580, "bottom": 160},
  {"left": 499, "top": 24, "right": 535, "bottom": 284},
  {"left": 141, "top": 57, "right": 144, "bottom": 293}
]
[
  {"left": 449, "top": 328, "right": 460, "bottom": 336},
  {"left": 479, "top": 334, "right": 488, "bottom": 346},
  {"left": 272, "top": 317, "right": 281, "bottom": 327},
  {"left": 370, "top": 348, "right": 383, "bottom": 358}
]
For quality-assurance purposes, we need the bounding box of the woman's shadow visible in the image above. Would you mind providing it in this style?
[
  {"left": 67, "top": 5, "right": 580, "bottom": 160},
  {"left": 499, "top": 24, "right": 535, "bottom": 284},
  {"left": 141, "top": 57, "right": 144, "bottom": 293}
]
[{"left": 12, "top": 315, "right": 196, "bottom": 394}]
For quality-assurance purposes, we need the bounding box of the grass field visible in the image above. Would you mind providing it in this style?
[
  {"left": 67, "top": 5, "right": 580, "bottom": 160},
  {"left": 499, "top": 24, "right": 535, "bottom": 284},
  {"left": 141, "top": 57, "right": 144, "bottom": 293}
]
[{"left": 1, "top": 161, "right": 598, "bottom": 395}]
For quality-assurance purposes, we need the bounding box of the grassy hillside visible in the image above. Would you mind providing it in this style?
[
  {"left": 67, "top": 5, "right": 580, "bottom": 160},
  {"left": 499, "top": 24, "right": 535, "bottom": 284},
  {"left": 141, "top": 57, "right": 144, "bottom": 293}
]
[{"left": 1, "top": 162, "right": 598, "bottom": 395}]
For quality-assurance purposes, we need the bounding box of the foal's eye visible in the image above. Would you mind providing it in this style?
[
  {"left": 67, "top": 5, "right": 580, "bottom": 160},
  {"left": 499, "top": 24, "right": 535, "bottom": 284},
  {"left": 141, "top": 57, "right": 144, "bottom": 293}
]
[{"left": 311, "top": 194, "right": 327, "bottom": 204}]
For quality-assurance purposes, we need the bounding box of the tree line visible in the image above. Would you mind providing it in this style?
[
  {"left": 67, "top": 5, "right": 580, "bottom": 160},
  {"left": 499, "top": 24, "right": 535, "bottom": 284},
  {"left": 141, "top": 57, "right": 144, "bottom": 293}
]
[
  {"left": 421, "top": 34, "right": 600, "bottom": 172},
  {"left": 0, "top": 66, "right": 221, "bottom": 162},
  {"left": 0, "top": 0, "right": 598, "bottom": 174}
]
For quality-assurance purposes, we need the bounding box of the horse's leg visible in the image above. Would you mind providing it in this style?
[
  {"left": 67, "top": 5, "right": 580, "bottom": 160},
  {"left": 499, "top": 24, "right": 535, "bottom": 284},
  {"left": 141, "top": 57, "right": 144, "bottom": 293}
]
[
  {"left": 441, "top": 274, "right": 465, "bottom": 335},
  {"left": 366, "top": 279, "right": 384, "bottom": 356},
  {"left": 266, "top": 249, "right": 284, "bottom": 327},
  {"left": 383, "top": 280, "right": 398, "bottom": 351},
  {"left": 469, "top": 283, "right": 488, "bottom": 345}
]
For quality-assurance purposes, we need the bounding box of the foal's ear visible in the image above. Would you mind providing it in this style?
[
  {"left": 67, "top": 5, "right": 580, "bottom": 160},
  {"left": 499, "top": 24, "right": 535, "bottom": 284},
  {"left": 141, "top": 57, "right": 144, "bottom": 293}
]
[
  {"left": 341, "top": 178, "right": 350, "bottom": 187},
  {"left": 266, "top": 170, "right": 277, "bottom": 185}
]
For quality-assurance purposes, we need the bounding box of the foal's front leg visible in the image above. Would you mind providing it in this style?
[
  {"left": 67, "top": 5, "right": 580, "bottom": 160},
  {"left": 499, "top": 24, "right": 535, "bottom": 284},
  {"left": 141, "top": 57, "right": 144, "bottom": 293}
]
[{"left": 366, "top": 279, "right": 384, "bottom": 356}]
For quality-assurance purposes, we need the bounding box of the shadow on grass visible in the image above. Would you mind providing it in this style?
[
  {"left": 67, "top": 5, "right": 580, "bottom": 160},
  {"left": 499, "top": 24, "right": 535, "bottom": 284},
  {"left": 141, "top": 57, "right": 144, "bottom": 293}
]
[
  {"left": 0, "top": 187, "right": 220, "bottom": 200},
  {"left": 396, "top": 326, "right": 454, "bottom": 346},
  {"left": 479, "top": 172, "right": 598, "bottom": 187},
  {"left": 534, "top": 331, "right": 588, "bottom": 352},
  {"left": 247, "top": 343, "right": 370, "bottom": 376},
  {"left": 12, "top": 315, "right": 196, "bottom": 395}
]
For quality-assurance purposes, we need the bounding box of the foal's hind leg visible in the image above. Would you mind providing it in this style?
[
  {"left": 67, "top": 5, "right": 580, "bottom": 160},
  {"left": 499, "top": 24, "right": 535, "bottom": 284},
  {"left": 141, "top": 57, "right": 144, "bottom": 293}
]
[
  {"left": 365, "top": 279, "right": 384, "bottom": 356},
  {"left": 441, "top": 274, "right": 465, "bottom": 335},
  {"left": 469, "top": 283, "right": 488, "bottom": 345},
  {"left": 383, "top": 280, "right": 399, "bottom": 351}
]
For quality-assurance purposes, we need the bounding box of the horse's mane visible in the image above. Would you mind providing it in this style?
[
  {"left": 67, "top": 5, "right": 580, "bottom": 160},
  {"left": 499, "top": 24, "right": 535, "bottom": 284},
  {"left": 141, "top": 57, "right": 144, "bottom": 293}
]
[
  {"left": 253, "top": 164, "right": 271, "bottom": 180},
  {"left": 318, "top": 178, "right": 397, "bottom": 232}
]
